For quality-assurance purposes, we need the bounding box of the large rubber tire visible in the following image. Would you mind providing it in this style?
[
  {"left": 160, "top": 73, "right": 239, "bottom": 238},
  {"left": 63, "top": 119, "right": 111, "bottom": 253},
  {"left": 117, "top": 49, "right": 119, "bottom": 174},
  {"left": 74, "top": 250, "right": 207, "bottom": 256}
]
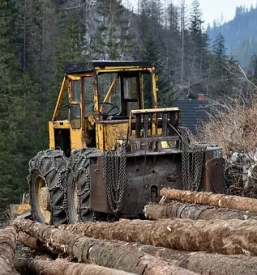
[
  {"left": 28, "top": 150, "right": 69, "bottom": 224},
  {"left": 67, "top": 148, "right": 107, "bottom": 223}
]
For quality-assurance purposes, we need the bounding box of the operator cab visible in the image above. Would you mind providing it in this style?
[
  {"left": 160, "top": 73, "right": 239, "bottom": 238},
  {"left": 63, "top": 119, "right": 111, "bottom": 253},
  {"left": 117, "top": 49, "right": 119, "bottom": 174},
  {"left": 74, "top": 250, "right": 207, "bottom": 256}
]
[{"left": 50, "top": 61, "right": 176, "bottom": 153}]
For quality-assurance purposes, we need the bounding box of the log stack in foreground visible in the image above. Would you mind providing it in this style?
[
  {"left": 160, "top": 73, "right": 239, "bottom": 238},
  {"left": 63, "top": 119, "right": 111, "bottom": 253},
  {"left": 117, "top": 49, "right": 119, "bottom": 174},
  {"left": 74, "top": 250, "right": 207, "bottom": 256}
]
[
  {"left": 0, "top": 226, "right": 19, "bottom": 275},
  {"left": 13, "top": 217, "right": 257, "bottom": 275},
  {"left": 13, "top": 190, "right": 257, "bottom": 275},
  {"left": 14, "top": 219, "right": 196, "bottom": 275},
  {"left": 18, "top": 256, "right": 135, "bottom": 275},
  {"left": 55, "top": 216, "right": 257, "bottom": 255}
]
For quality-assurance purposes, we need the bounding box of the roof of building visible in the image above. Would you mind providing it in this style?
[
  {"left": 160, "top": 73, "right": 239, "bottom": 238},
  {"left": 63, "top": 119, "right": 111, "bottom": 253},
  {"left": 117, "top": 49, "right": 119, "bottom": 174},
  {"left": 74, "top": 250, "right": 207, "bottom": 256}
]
[{"left": 174, "top": 99, "right": 209, "bottom": 134}]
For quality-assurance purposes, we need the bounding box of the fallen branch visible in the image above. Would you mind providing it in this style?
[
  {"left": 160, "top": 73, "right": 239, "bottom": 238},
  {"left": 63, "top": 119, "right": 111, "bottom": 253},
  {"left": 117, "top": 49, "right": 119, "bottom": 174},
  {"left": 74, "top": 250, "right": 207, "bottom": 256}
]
[
  {"left": 160, "top": 188, "right": 257, "bottom": 213},
  {"left": 0, "top": 226, "right": 19, "bottom": 275},
  {"left": 14, "top": 219, "right": 196, "bottom": 275},
  {"left": 144, "top": 202, "right": 257, "bottom": 220}
]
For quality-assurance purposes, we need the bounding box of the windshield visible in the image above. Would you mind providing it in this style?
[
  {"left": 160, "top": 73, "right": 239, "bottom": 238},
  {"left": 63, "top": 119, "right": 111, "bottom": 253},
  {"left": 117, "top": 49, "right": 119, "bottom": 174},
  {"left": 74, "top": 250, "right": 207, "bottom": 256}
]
[
  {"left": 97, "top": 73, "right": 121, "bottom": 115},
  {"left": 84, "top": 77, "right": 94, "bottom": 117}
]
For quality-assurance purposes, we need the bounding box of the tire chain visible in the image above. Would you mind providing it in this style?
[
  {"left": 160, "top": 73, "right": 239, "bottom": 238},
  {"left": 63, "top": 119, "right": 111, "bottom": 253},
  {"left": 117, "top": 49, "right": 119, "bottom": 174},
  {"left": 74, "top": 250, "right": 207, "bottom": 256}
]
[
  {"left": 180, "top": 127, "right": 206, "bottom": 191},
  {"left": 69, "top": 148, "right": 99, "bottom": 222},
  {"left": 28, "top": 149, "right": 69, "bottom": 224},
  {"left": 103, "top": 142, "right": 127, "bottom": 213}
]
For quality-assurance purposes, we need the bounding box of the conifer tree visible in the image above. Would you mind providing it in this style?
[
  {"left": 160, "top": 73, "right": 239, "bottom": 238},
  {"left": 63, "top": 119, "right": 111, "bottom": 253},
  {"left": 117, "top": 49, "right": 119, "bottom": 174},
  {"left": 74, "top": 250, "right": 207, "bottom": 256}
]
[
  {"left": 91, "top": 0, "right": 133, "bottom": 60},
  {"left": 0, "top": 0, "right": 22, "bottom": 218}
]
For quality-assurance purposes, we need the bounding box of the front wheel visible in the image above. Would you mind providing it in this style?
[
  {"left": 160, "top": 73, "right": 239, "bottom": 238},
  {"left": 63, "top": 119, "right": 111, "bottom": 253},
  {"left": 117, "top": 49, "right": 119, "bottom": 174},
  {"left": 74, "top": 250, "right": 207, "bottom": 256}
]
[
  {"left": 28, "top": 150, "right": 69, "bottom": 224},
  {"left": 67, "top": 148, "right": 107, "bottom": 223}
]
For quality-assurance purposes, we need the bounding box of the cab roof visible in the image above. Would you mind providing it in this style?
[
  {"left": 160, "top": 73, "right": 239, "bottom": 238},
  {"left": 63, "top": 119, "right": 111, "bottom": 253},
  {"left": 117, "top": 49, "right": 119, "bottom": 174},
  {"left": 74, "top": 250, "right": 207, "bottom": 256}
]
[{"left": 65, "top": 60, "right": 154, "bottom": 74}]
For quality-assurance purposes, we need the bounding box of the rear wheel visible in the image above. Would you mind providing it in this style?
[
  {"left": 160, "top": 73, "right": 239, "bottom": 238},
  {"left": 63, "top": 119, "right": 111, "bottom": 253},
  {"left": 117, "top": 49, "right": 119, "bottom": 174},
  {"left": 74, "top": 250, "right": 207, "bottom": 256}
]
[
  {"left": 67, "top": 148, "right": 107, "bottom": 223},
  {"left": 28, "top": 150, "right": 69, "bottom": 224}
]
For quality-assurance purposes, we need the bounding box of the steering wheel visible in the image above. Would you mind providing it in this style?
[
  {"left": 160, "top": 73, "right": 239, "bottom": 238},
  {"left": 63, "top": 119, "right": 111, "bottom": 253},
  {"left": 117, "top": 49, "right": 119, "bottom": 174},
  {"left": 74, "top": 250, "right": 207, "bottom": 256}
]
[{"left": 98, "top": 102, "right": 120, "bottom": 118}]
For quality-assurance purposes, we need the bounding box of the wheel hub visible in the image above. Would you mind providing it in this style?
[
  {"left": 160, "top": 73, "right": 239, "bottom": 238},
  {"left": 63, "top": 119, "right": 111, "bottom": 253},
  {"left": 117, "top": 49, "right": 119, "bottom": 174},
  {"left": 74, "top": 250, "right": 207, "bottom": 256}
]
[
  {"left": 36, "top": 177, "right": 51, "bottom": 223},
  {"left": 38, "top": 186, "right": 50, "bottom": 211}
]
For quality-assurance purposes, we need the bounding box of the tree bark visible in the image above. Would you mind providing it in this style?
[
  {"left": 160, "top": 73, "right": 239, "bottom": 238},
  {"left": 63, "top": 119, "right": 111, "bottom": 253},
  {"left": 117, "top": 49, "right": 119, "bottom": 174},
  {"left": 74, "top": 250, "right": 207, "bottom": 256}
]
[
  {"left": 17, "top": 232, "right": 57, "bottom": 256},
  {"left": 14, "top": 219, "right": 196, "bottom": 275},
  {"left": 132, "top": 243, "right": 257, "bottom": 275},
  {"left": 15, "top": 219, "right": 257, "bottom": 274},
  {"left": 18, "top": 256, "right": 134, "bottom": 275},
  {"left": 144, "top": 202, "right": 257, "bottom": 221},
  {"left": 16, "top": 225, "right": 257, "bottom": 275},
  {"left": 54, "top": 217, "right": 257, "bottom": 256},
  {"left": 160, "top": 188, "right": 257, "bottom": 213},
  {"left": 0, "top": 226, "right": 20, "bottom": 275}
]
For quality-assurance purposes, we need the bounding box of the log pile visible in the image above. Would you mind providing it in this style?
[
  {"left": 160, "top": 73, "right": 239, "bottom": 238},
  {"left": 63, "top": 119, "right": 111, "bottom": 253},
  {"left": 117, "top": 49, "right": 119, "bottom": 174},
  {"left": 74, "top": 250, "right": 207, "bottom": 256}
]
[
  {"left": 144, "top": 201, "right": 257, "bottom": 221},
  {"left": 0, "top": 226, "right": 19, "bottom": 275},
  {"left": 7, "top": 189, "right": 257, "bottom": 275},
  {"left": 12, "top": 216, "right": 257, "bottom": 275},
  {"left": 160, "top": 188, "right": 257, "bottom": 213}
]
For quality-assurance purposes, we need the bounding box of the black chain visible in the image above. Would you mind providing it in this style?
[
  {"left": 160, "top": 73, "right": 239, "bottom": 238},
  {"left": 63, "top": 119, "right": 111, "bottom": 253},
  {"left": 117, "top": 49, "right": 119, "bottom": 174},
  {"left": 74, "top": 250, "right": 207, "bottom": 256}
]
[
  {"left": 180, "top": 127, "right": 206, "bottom": 191},
  {"left": 103, "top": 142, "right": 127, "bottom": 213}
]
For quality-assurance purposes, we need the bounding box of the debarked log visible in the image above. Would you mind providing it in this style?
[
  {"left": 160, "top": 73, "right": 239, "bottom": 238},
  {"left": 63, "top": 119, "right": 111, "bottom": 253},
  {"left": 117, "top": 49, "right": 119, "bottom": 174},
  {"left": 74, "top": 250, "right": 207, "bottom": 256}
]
[
  {"left": 160, "top": 188, "right": 257, "bottom": 213},
  {"left": 18, "top": 256, "right": 134, "bottom": 275},
  {"left": 0, "top": 226, "right": 20, "bottom": 275},
  {"left": 144, "top": 202, "right": 257, "bottom": 221},
  {"left": 14, "top": 219, "right": 197, "bottom": 275},
  {"left": 57, "top": 217, "right": 257, "bottom": 256}
]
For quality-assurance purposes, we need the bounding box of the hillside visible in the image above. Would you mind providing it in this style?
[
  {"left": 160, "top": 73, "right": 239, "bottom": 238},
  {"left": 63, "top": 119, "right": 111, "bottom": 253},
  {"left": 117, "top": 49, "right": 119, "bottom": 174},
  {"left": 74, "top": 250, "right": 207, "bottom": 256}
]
[{"left": 208, "top": 5, "right": 257, "bottom": 67}]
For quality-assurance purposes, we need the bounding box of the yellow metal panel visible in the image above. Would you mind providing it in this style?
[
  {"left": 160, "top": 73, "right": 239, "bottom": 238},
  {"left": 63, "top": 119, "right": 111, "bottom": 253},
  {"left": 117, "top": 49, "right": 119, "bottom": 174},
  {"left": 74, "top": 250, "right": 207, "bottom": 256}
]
[
  {"left": 103, "top": 122, "right": 129, "bottom": 150},
  {"left": 53, "top": 120, "right": 70, "bottom": 128},
  {"left": 70, "top": 129, "right": 84, "bottom": 150},
  {"left": 49, "top": 121, "right": 55, "bottom": 149},
  {"left": 67, "top": 73, "right": 92, "bottom": 79},
  {"left": 131, "top": 107, "right": 180, "bottom": 114},
  {"left": 95, "top": 67, "right": 154, "bottom": 73},
  {"left": 96, "top": 123, "right": 104, "bottom": 151},
  {"left": 140, "top": 75, "right": 144, "bottom": 109},
  {"left": 152, "top": 73, "right": 158, "bottom": 109},
  {"left": 52, "top": 77, "right": 66, "bottom": 121}
]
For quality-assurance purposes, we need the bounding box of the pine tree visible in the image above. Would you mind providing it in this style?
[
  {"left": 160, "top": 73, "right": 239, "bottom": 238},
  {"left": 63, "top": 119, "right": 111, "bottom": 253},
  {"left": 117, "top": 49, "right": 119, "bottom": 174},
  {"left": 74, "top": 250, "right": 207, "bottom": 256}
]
[
  {"left": 91, "top": 0, "right": 134, "bottom": 60},
  {"left": 0, "top": 0, "right": 22, "bottom": 218},
  {"left": 186, "top": 0, "right": 209, "bottom": 96}
]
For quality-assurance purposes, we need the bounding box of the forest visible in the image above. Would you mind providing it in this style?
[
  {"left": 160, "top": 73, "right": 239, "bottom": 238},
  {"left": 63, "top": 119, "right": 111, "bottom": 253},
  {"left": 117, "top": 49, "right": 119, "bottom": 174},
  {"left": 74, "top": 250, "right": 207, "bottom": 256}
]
[
  {"left": 208, "top": 4, "right": 257, "bottom": 68},
  {"left": 0, "top": 0, "right": 256, "bottom": 219}
]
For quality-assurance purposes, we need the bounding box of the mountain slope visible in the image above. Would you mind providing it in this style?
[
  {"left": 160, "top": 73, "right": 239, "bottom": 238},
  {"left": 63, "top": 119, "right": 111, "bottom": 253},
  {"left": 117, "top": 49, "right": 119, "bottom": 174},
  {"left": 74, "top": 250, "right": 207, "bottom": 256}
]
[{"left": 207, "top": 5, "right": 257, "bottom": 67}]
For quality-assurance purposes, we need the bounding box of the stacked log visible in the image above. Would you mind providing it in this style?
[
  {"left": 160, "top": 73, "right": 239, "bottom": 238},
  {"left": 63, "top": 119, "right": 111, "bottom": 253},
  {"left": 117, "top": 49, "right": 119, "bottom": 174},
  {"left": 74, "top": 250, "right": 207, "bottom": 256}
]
[
  {"left": 160, "top": 188, "right": 257, "bottom": 213},
  {"left": 18, "top": 256, "right": 135, "bottom": 275},
  {"left": 0, "top": 226, "right": 19, "bottom": 275},
  {"left": 144, "top": 201, "right": 257, "bottom": 221},
  {"left": 55, "top": 217, "right": 257, "bottom": 255},
  {"left": 14, "top": 190, "right": 257, "bottom": 275},
  {"left": 14, "top": 219, "right": 257, "bottom": 275},
  {"left": 14, "top": 219, "right": 196, "bottom": 275}
]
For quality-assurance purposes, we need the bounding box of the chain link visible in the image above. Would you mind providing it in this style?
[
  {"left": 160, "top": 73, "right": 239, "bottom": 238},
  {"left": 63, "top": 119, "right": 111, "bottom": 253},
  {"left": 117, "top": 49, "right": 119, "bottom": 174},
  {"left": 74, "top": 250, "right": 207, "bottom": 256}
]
[
  {"left": 70, "top": 148, "right": 98, "bottom": 221},
  {"left": 103, "top": 142, "right": 127, "bottom": 213},
  {"left": 180, "top": 127, "right": 206, "bottom": 191}
]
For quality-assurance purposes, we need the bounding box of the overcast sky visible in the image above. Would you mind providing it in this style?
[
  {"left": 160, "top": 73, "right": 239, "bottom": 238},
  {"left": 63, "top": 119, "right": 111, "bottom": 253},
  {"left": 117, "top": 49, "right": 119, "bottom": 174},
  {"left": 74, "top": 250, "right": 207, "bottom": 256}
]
[{"left": 123, "top": 0, "right": 257, "bottom": 26}]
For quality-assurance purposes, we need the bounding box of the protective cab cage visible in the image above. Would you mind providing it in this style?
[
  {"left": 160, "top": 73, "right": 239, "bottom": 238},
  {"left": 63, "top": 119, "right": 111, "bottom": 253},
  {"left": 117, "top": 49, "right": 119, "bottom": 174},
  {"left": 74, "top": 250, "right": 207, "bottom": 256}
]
[{"left": 49, "top": 60, "right": 181, "bottom": 156}]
